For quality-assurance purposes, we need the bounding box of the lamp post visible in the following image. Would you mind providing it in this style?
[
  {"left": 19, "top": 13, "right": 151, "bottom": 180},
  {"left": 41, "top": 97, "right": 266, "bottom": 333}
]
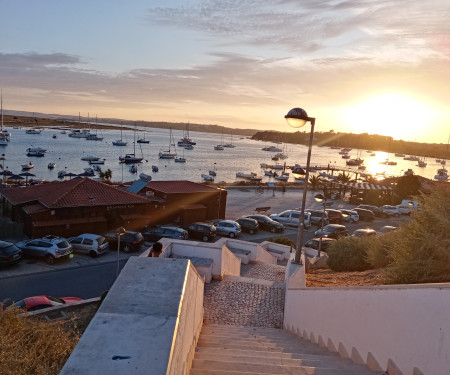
[
  {"left": 116, "top": 227, "right": 126, "bottom": 277},
  {"left": 285, "top": 107, "right": 316, "bottom": 264},
  {"left": 314, "top": 193, "right": 327, "bottom": 257}
]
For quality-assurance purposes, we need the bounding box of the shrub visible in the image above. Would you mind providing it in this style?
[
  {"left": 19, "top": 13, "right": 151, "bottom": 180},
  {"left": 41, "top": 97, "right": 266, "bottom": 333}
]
[
  {"left": 383, "top": 185, "right": 450, "bottom": 284},
  {"left": 365, "top": 230, "right": 401, "bottom": 269},
  {"left": 267, "top": 237, "right": 296, "bottom": 248},
  {"left": 326, "top": 236, "right": 373, "bottom": 272},
  {"left": 0, "top": 305, "right": 80, "bottom": 375}
]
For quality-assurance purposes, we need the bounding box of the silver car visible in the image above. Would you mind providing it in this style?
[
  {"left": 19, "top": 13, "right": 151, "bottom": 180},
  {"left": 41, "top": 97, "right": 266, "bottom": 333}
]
[
  {"left": 270, "top": 210, "right": 311, "bottom": 228},
  {"left": 69, "top": 233, "right": 109, "bottom": 257},
  {"left": 15, "top": 235, "right": 72, "bottom": 264},
  {"left": 214, "top": 220, "right": 242, "bottom": 238}
]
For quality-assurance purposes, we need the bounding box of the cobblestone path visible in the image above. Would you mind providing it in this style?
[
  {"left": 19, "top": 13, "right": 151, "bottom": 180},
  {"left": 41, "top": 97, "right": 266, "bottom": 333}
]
[
  {"left": 203, "top": 262, "right": 286, "bottom": 328},
  {"left": 240, "top": 262, "right": 286, "bottom": 282}
]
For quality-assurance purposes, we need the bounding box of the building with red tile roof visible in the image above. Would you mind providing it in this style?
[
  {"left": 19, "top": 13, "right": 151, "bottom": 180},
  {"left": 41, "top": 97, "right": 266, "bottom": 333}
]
[
  {"left": 0, "top": 178, "right": 154, "bottom": 237},
  {"left": 144, "top": 180, "right": 227, "bottom": 226}
]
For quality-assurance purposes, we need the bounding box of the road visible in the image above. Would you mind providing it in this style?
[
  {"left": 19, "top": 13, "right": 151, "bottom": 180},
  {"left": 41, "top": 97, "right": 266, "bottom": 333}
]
[{"left": 0, "top": 259, "right": 128, "bottom": 304}]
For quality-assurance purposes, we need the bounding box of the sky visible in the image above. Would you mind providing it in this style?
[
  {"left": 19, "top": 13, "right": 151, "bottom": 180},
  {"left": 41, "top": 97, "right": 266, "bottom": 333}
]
[{"left": 1, "top": 0, "right": 449, "bottom": 143}]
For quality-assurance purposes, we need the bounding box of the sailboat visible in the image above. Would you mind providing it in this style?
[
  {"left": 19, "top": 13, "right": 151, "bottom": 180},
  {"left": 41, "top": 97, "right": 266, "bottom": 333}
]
[
  {"left": 119, "top": 125, "right": 143, "bottom": 164},
  {"left": 214, "top": 128, "right": 225, "bottom": 150},
  {"left": 86, "top": 115, "right": 104, "bottom": 141},
  {"left": 177, "top": 123, "right": 196, "bottom": 146},
  {"left": 159, "top": 128, "right": 177, "bottom": 159},
  {"left": 137, "top": 127, "right": 150, "bottom": 144},
  {"left": 0, "top": 91, "right": 9, "bottom": 146},
  {"left": 112, "top": 123, "right": 127, "bottom": 146},
  {"left": 222, "top": 132, "right": 236, "bottom": 148}
]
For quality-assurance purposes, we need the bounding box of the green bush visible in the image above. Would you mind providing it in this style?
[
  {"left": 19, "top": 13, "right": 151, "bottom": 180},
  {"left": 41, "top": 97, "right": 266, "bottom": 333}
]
[
  {"left": 383, "top": 185, "right": 450, "bottom": 284},
  {"left": 267, "top": 237, "right": 296, "bottom": 249},
  {"left": 326, "top": 236, "right": 373, "bottom": 271},
  {"left": 365, "top": 230, "right": 400, "bottom": 269}
]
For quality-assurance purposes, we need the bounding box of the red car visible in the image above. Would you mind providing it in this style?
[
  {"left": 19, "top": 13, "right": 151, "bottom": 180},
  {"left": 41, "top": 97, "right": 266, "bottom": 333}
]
[
  {"left": 325, "top": 209, "right": 344, "bottom": 224},
  {"left": 14, "top": 295, "right": 83, "bottom": 312}
]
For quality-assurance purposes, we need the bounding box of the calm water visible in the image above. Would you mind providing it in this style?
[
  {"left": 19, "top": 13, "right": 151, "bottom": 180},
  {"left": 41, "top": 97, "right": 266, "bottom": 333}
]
[{"left": 0, "top": 126, "right": 444, "bottom": 184}]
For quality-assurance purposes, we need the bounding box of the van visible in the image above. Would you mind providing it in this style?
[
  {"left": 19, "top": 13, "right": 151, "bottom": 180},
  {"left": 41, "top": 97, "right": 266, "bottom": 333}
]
[{"left": 397, "top": 199, "right": 420, "bottom": 214}]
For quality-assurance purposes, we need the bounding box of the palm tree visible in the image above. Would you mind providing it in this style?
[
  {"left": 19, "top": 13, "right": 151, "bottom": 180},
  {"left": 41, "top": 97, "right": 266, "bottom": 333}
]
[
  {"left": 336, "top": 171, "right": 352, "bottom": 184},
  {"left": 98, "top": 168, "right": 112, "bottom": 183},
  {"left": 308, "top": 175, "right": 322, "bottom": 191}
]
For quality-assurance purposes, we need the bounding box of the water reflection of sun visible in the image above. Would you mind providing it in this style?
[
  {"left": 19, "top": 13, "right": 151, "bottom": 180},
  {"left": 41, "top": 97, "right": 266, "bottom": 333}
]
[{"left": 364, "top": 151, "right": 389, "bottom": 179}]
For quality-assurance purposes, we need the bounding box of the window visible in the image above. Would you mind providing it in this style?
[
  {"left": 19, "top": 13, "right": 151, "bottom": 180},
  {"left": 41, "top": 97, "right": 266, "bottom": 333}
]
[
  {"left": 71, "top": 238, "right": 83, "bottom": 245},
  {"left": 83, "top": 239, "right": 94, "bottom": 246}
]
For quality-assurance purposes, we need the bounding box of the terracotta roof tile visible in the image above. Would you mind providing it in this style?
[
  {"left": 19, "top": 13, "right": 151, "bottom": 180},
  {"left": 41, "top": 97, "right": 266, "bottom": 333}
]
[
  {"left": 146, "top": 180, "right": 219, "bottom": 194},
  {"left": 0, "top": 178, "right": 150, "bottom": 208}
]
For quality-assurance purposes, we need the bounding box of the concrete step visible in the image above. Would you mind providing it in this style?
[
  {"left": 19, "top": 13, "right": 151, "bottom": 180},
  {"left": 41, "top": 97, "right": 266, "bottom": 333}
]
[
  {"left": 193, "top": 351, "right": 367, "bottom": 370},
  {"left": 191, "top": 360, "right": 376, "bottom": 375}
]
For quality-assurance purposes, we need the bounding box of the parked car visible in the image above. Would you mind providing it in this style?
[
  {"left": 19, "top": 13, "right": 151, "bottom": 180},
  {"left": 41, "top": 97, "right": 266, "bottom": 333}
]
[
  {"left": 68, "top": 233, "right": 109, "bottom": 257},
  {"left": 142, "top": 226, "right": 189, "bottom": 242},
  {"left": 15, "top": 236, "right": 73, "bottom": 264},
  {"left": 104, "top": 231, "right": 144, "bottom": 252},
  {"left": 397, "top": 199, "right": 420, "bottom": 214},
  {"left": 353, "top": 208, "right": 376, "bottom": 221},
  {"left": 356, "top": 204, "right": 388, "bottom": 218},
  {"left": 314, "top": 224, "right": 349, "bottom": 239},
  {"left": 245, "top": 214, "right": 284, "bottom": 233},
  {"left": 0, "top": 240, "right": 23, "bottom": 267},
  {"left": 381, "top": 205, "right": 400, "bottom": 217},
  {"left": 13, "top": 295, "right": 83, "bottom": 312},
  {"left": 378, "top": 226, "right": 399, "bottom": 234},
  {"left": 339, "top": 209, "right": 359, "bottom": 223},
  {"left": 303, "top": 237, "right": 336, "bottom": 253},
  {"left": 306, "top": 209, "right": 329, "bottom": 226},
  {"left": 186, "top": 222, "right": 217, "bottom": 242},
  {"left": 236, "top": 217, "right": 259, "bottom": 234},
  {"left": 325, "top": 209, "right": 344, "bottom": 224},
  {"left": 214, "top": 220, "right": 242, "bottom": 238},
  {"left": 269, "top": 210, "right": 311, "bottom": 228},
  {"left": 352, "top": 228, "right": 378, "bottom": 237}
]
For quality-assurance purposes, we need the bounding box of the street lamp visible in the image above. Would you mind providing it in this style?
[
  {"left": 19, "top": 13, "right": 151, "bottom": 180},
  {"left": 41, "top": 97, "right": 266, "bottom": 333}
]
[
  {"left": 115, "top": 227, "right": 126, "bottom": 277},
  {"left": 285, "top": 107, "right": 316, "bottom": 264},
  {"left": 314, "top": 193, "right": 327, "bottom": 257}
]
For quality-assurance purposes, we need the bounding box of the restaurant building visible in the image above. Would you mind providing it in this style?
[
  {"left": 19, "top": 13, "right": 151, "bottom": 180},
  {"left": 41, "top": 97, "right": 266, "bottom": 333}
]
[{"left": 0, "top": 178, "right": 153, "bottom": 238}]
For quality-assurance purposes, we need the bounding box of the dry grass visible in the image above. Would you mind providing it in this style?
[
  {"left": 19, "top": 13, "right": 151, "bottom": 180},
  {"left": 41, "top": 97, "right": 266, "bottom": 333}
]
[
  {"left": 306, "top": 269, "right": 385, "bottom": 287},
  {"left": 0, "top": 303, "right": 98, "bottom": 375}
]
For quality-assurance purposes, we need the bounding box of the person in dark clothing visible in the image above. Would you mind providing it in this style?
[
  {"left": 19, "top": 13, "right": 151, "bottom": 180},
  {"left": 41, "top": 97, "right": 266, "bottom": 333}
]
[{"left": 148, "top": 241, "right": 163, "bottom": 257}]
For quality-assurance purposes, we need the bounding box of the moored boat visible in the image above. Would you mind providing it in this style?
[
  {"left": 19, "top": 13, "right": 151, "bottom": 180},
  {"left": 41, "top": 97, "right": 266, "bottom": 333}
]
[
  {"left": 21, "top": 162, "right": 34, "bottom": 170},
  {"left": 48, "top": 162, "right": 56, "bottom": 169}
]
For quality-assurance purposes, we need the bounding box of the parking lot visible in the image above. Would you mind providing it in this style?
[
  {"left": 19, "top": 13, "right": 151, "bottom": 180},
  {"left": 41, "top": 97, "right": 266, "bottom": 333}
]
[{"left": 0, "top": 186, "right": 409, "bottom": 279}]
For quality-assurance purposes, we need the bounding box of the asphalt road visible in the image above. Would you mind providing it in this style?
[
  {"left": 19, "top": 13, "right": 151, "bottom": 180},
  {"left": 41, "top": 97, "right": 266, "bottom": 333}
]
[{"left": 0, "top": 259, "right": 128, "bottom": 304}]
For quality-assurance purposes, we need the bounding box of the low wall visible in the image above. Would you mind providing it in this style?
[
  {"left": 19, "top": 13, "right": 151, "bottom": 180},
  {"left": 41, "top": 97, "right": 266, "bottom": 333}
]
[
  {"left": 157, "top": 240, "right": 240, "bottom": 279},
  {"left": 218, "top": 238, "right": 277, "bottom": 264},
  {"left": 61, "top": 257, "right": 205, "bottom": 375},
  {"left": 284, "top": 283, "right": 450, "bottom": 375},
  {"left": 260, "top": 240, "right": 291, "bottom": 261}
]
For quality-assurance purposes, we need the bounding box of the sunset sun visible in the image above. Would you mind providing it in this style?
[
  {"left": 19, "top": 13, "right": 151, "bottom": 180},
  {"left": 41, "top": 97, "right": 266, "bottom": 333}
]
[{"left": 342, "top": 93, "right": 436, "bottom": 141}]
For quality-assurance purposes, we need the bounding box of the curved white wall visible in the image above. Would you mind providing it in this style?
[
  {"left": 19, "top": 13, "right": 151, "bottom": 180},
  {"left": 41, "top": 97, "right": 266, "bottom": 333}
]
[{"left": 284, "top": 283, "right": 450, "bottom": 375}]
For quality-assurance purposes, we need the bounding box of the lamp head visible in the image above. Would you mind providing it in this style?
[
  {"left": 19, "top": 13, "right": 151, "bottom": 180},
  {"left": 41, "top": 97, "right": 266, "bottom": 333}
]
[
  {"left": 285, "top": 107, "right": 311, "bottom": 128},
  {"left": 314, "top": 193, "right": 326, "bottom": 203},
  {"left": 116, "top": 227, "right": 126, "bottom": 235}
]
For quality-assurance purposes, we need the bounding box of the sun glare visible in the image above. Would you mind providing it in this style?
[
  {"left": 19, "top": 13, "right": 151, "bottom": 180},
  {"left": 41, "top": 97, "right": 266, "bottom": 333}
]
[{"left": 342, "top": 93, "right": 435, "bottom": 141}]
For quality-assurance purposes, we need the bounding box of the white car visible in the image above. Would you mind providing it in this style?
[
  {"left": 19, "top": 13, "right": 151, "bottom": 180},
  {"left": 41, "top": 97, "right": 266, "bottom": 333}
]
[
  {"left": 69, "top": 233, "right": 109, "bottom": 257},
  {"left": 339, "top": 209, "right": 359, "bottom": 223},
  {"left": 381, "top": 205, "right": 400, "bottom": 217},
  {"left": 270, "top": 210, "right": 311, "bottom": 228}
]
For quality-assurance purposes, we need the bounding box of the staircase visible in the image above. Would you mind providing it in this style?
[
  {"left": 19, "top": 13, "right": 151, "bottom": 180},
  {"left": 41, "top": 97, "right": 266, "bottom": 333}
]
[{"left": 190, "top": 324, "right": 381, "bottom": 374}]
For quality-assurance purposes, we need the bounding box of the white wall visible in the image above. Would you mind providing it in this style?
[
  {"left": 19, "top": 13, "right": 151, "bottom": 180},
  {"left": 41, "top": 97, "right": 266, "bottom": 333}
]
[
  {"left": 220, "top": 245, "right": 242, "bottom": 277},
  {"left": 260, "top": 240, "right": 292, "bottom": 261},
  {"left": 168, "top": 263, "right": 205, "bottom": 375},
  {"left": 219, "top": 238, "right": 277, "bottom": 264},
  {"left": 284, "top": 283, "right": 450, "bottom": 375}
]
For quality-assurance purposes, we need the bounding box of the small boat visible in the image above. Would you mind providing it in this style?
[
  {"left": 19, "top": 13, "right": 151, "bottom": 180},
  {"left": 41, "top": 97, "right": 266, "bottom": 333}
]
[
  {"left": 417, "top": 159, "right": 427, "bottom": 167},
  {"left": 175, "top": 157, "right": 187, "bottom": 163},
  {"left": 273, "top": 152, "right": 288, "bottom": 160},
  {"left": 346, "top": 157, "right": 364, "bottom": 166},
  {"left": 119, "top": 154, "right": 143, "bottom": 164},
  {"left": 60, "top": 130, "right": 67, "bottom": 134},
  {"left": 159, "top": 128, "right": 177, "bottom": 158},
  {"left": 89, "top": 159, "right": 105, "bottom": 165},
  {"left": 21, "top": 162, "right": 34, "bottom": 170},
  {"left": 83, "top": 167, "right": 95, "bottom": 176},
  {"left": 209, "top": 170, "right": 217, "bottom": 177},
  {"left": 25, "top": 128, "right": 41, "bottom": 134},
  {"left": 92, "top": 164, "right": 102, "bottom": 172},
  {"left": 202, "top": 174, "right": 214, "bottom": 181},
  {"left": 264, "top": 170, "right": 275, "bottom": 177},
  {"left": 86, "top": 134, "right": 104, "bottom": 141},
  {"left": 152, "top": 165, "right": 159, "bottom": 172},
  {"left": 214, "top": 144, "right": 224, "bottom": 151},
  {"left": 274, "top": 174, "right": 289, "bottom": 181},
  {"left": 57, "top": 171, "right": 66, "bottom": 178},
  {"left": 178, "top": 124, "right": 196, "bottom": 146},
  {"left": 394, "top": 153, "right": 405, "bottom": 157},
  {"left": 436, "top": 159, "right": 442, "bottom": 163},
  {"left": 81, "top": 155, "right": 100, "bottom": 161},
  {"left": 250, "top": 176, "right": 262, "bottom": 182},
  {"left": 112, "top": 140, "right": 127, "bottom": 146},
  {"left": 262, "top": 145, "right": 282, "bottom": 152},
  {"left": 26, "top": 147, "right": 46, "bottom": 153},
  {"left": 68, "top": 129, "right": 90, "bottom": 138},
  {"left": 404, "top": 169, "right": 414, "bottom": 176},
  {"left": 48, "top": 162, "right": 56, "bottom": 169},
  {"left": 52, "top": 134, "right": 58, "bottom": 139},
  {"left": 26, "top": 150, "right": 45, "bottom": 157},
  {"left": 341, "top": 154, "right": 350, "bottom": 159},
  {"left": 358, "top": 165, "right": 366, "bottom": 170},
  {"left": 129, "top": 165, "right": 138, "bottom": 174},
  {"left": 137, "top": 138, "right": 150, "bottom": 144},
  {"left": 184, "top": 144, "right": 194, "bottom": 150},
  {"left": 236, "top": 172, "right": 257, "bottom": 179},
  {"left": 434, "top": 171, "right": 449, "bottom": 181}
]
